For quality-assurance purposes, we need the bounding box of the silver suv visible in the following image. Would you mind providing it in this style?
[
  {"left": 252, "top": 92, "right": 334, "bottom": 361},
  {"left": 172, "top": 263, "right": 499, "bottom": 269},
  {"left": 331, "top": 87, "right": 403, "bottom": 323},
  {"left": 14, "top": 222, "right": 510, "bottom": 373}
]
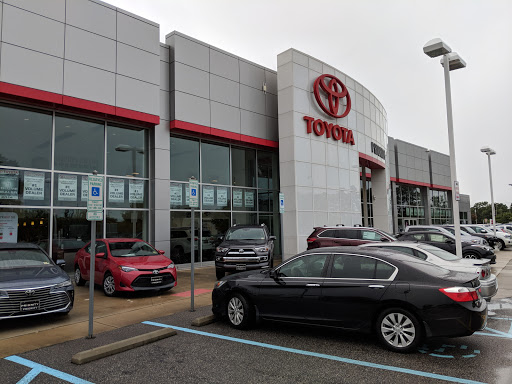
[{"left": 404, "top": 225, "right": 486, "bottom": 245}]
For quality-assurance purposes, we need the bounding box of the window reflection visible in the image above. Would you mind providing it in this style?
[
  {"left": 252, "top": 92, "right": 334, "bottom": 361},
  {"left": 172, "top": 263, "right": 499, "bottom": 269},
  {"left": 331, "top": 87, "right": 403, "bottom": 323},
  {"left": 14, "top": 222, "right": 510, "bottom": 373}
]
[
  {"left": 107, "top": 125, "right": 148, "bottom": 178},
  {"left": 202, "top": 142, "right": 229, "bottom": 185},
  {"left": 106, "top": 210, "right": 147, "bottom": 240},
  {"left": 170, "top": 137, "right": 199, "bottom": 182}
]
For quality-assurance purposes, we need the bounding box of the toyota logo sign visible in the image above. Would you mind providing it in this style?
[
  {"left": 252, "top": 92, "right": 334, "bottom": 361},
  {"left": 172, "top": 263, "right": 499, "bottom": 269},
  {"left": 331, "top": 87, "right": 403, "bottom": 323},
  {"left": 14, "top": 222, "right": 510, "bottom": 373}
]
[
  {"left": 25, "top": 289, "right": 36, "bottom": 296},
  {"left": 313, "top": 74, "right": 351, "bottom": 118}
]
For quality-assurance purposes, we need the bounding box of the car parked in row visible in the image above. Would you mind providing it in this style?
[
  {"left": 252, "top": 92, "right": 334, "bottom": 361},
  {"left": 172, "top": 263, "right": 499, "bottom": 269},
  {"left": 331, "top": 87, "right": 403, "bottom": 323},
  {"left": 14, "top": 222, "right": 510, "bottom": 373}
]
[
  {"left": 462, "top": 224, "right": 512, "bottom": 250},
  {"left": 215, "top": 224, "right": 276, "bottom": 280},
  {"left": 362, "top": 242, "right": 497, "bottom": 300},
  {"left": 404, "top": 225, "right": 486, "bottom": 245},
  {"left": 74, "top": 238, "right": 177, "bottom": 296},
  {"left": 307, "top": 226, "right": 395, "bottom": 249},
  {"left": 212, "top": 247, "right": 487, "bottom": 353},
  {"left": 0, "top": 243, "right": 74, "bottom": 319},
  {"left": 396, "top": 231, "right": 496, "bottom": 263}
]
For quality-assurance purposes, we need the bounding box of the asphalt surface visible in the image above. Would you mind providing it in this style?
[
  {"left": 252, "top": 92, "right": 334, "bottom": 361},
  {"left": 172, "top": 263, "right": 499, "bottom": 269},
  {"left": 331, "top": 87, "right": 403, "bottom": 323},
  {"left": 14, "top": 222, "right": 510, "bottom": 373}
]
[{"left": 2, "top": 298, "right": 512, "bottom": 384}]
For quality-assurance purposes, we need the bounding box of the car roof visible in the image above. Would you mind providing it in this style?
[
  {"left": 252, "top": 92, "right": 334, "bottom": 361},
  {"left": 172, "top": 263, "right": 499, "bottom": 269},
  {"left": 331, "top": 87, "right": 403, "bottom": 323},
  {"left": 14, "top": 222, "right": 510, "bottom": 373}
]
[
  {"left": 313, "top": 226, "right": 376, "bottom": 230},
  {"left": 0, "top": 242, "right": 43, "bottom": 250},
  {"left": 400, "top": 231, "right": 452, "bottom": 237},
  {"left": 299, "top": 246, "right": 416, "bottom": 264},
  {"left": 87, "top": 238, "right": 145, "bottom": 243}
]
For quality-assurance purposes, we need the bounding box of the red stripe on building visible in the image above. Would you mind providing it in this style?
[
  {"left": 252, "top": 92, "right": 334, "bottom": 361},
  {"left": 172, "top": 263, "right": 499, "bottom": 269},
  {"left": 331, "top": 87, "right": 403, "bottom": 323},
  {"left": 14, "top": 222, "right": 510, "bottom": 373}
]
[
  {"left": 0, "top": 81, "right": 159, "bottom": 125},
  {"left": 359, "top": 152, "right": 386, "bottom": 169},
  {"left": 390, "top": 177, "right": 452, "bottom": 191},
  {"left": 171, "top": 120, "right": 279, "bottom": 149}
]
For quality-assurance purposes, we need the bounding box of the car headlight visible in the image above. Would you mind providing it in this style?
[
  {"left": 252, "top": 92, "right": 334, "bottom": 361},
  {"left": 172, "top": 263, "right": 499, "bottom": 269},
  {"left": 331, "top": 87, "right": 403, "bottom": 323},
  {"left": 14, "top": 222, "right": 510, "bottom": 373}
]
[
  {"left": 52, "top": 279, "right": 72, "bottom": 290},
  {"left": 119, "top": 266, "right": 138, "bottom": 272},
  {"left": 214, "top": 280, "right": 226, "bottom": 289},
  {"left": 471, "top": 239, "right": 479, "bottom": 244},
  {"left": 216, "top": 247, "right": 229, "bottom": 253},
  {"left": 255, "top": 246, "right": 269, "bottom": 252},
  {"left": 166, "top": 262, "right": 175, "bottom": 269}
]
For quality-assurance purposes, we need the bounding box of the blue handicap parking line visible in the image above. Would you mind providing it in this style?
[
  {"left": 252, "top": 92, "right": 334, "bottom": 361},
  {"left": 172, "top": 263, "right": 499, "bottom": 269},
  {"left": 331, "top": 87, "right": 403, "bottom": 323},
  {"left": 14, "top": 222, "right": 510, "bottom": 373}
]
[
  {"left": 142, "top": 320, "right": 486, "bottom": 384},
  {"left": 5, "top": 356, "right": 94, "bottom": 384}
]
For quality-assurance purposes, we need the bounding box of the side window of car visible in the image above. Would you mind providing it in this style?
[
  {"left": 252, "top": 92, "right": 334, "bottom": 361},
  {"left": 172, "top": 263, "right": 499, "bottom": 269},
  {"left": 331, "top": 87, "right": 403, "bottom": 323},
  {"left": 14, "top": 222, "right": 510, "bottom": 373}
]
[
  {"left": 412, "top": 250, "right": 428, "bottom": 261},
  {"left": 361, "top": 230, "right": 381, "bottom": 241},
  {"left": 428, "top": 234, "right": 445, "bottom": 243},
  {"left": 375, "top": 260, "right": 396, "bottom": 279},
  {"left": 387, "top": 246, "right": 416, "bottom": 257},
  {"left": 318, "top": 230, "right": 336, "bottom": 238},
  {"left": 330, "top": 254, "right": 376, "bottom": 279},
  {"left": 278, "top": 254, "right": 328, "bottom": 278},
  {"left": 96, "top": 241, "right": 107, "bottom": 255},
  {"left": 411, "top": 234, "right": 425, "bottom": 241},
  {"left": 337, "top": 229, "right": 360, "bottom": 239}
]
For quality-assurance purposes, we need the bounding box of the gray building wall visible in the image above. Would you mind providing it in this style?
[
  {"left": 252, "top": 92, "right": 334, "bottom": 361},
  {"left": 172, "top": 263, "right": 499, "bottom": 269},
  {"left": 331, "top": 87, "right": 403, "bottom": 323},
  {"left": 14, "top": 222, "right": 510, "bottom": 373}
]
[
  {"left": 459, "top": 194, "right": 472, "bottom": 224},
  {"left": 0, "top": 0, "right": 160, "bottom": 117}
]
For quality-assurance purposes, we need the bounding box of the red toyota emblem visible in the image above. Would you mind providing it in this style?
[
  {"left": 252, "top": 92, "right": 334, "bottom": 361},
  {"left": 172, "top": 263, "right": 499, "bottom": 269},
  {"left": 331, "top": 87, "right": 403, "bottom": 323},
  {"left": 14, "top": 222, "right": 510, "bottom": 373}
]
[{"left": 313, "top": 74, "right": 351, "bottom": 118}]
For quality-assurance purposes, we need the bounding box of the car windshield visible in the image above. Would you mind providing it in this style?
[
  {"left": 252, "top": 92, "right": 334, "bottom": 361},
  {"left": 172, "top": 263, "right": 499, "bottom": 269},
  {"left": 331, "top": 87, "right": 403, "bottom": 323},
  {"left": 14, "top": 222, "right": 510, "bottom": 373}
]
[
  {"left": 109, "top": 242, "right": 159, "bottom": 257},
  {"left": 379, "top": 230, "right": 397, "bottom": 241},
  {"left": 0, "top": 249, "right": 51, "bottom": 268},
  {"left": 225, "top": 227, "right": 266, "bottom": 241},
  {"left": 417, "top": 243, "right": 461, "bottom": 261},
  {"left": 463, "top": 226, "right": 476, "bottom": 234}
]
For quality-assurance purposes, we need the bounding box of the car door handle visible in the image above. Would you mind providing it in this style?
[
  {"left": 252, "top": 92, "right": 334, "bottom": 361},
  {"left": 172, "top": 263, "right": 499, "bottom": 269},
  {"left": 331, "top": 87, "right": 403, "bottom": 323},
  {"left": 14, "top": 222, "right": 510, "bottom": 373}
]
[
  {"left": 368, "top": 285, "right": 385, "bottom": 289},
  {"left": 306, "top": 283, "right": 320, "bottom": 287}
]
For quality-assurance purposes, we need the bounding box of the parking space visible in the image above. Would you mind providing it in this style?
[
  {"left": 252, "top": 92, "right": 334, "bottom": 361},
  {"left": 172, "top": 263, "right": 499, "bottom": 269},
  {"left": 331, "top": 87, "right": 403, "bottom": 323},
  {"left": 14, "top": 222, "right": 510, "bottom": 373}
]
[{"left": 2, "top": 300, "right": 512, "bottom": 384}]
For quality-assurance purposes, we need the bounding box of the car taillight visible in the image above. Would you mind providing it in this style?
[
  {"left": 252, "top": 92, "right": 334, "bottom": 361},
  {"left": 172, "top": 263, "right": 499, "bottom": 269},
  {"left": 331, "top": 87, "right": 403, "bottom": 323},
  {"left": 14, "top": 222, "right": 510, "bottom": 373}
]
[
  {"left": 480, "top": 269, "right": 486, "bottom": 278},
  {"left": 439, "top": 287, "right": 479, "bottom": 302},
  {"left": 307, "top": 238, "right": 316, "bottom": 243}
]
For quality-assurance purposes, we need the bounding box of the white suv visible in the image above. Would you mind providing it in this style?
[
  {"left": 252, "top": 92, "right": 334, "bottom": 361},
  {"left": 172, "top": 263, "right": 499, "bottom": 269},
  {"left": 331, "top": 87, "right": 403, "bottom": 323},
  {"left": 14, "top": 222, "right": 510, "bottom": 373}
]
[{"left": 463, "top": 224, "right": 512, "bottom": 250}]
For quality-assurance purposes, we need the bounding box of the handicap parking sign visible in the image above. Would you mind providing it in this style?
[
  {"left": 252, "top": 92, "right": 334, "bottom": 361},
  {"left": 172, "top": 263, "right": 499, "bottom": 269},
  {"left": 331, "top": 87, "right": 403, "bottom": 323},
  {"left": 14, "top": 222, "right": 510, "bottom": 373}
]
[
  {"left": 191, "top": 189, "right": 196, "bottom": 196},
  {"left": 91, "top": 187, "right": 100, "bottom": 197}
]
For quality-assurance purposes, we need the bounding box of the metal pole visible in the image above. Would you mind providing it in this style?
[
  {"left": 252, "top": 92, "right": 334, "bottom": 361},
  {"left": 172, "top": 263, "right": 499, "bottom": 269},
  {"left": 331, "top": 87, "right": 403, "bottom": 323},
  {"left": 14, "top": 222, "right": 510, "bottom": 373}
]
[
  {"left": 443, "top": 54, "right": 463, "bottom": 258},
  {"left": 487, "top": 154, "right": 496, "bottom": 236},
  {"left": 190, "top": 207, "right": 195, "bottom": 312},
  {"left": 87, "top": 170, "right": 98, "bottom": 339},
  {"left": 361, "top": 166, "right": 368, "bottom": 226},
  {"left": 280, "top": 211, "right": 284, "bottom": 262}
]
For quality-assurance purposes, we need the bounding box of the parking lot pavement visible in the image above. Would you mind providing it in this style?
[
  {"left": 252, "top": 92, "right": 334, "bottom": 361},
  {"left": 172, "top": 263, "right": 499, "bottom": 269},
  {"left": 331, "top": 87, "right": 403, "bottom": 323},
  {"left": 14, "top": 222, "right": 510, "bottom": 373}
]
[
  {"left": 2, "top": 298, "right": 512, "bottom": 384},
  {"left": 493, "top": 248, "right": 512, "bottom": 300}
]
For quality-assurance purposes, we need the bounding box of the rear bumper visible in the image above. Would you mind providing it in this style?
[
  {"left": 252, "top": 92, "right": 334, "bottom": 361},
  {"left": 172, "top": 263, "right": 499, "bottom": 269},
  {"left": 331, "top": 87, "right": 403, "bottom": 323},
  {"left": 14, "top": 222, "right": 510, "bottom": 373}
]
[
  {"left": 480, "top": 274, "right": 498, "bottom": 300},
  {"left": 423, "top": 301, "right": 487, "bottom": 337}
]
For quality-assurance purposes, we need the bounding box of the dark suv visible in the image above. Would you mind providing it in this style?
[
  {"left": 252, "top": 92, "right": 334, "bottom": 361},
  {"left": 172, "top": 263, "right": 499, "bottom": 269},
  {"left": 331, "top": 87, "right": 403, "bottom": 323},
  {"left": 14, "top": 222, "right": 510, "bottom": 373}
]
[
  {"left": 215, "top": 224, "right": 276, "bottom": 279},
  {"left": 307, "top": 226, "right": 396, "bottom": 249}
]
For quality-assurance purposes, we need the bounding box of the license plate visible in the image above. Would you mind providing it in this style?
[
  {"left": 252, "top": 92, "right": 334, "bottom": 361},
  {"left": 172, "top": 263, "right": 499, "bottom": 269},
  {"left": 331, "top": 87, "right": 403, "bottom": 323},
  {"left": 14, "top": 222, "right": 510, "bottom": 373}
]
[
  {"left": 236, "top": 264, "right": 246, "bottom": 271},
  {"left": 20, "top": 301, "right": 40, "bottom": 312},
  {"left": 150, "top": 276, "right": 163, "bottom": 284}
]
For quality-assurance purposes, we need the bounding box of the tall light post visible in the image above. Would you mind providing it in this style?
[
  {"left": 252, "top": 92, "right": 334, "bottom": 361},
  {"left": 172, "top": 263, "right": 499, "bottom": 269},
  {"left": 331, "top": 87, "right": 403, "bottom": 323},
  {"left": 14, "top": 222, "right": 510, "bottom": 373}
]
[
  {"left": 423, "top": 38, "right": 466, "bottom": 258},
  {"left": 481, "top": 146, "right": 497, "bottom": 236}
]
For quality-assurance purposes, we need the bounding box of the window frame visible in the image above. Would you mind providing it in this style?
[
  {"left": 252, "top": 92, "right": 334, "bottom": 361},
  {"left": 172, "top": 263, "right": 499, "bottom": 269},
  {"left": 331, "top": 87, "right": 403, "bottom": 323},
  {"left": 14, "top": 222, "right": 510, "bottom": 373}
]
[{"left": 325, "top": 253, "right": 399, "bottom": 281}]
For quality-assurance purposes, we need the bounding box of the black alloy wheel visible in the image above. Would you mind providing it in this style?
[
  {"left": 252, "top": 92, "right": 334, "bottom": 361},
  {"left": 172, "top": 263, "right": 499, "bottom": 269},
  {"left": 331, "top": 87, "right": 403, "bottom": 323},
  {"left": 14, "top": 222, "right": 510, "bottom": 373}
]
[
  {"left": 376, "top": 307, "right": 422, "bottom": 353},
  {"left": 74, "top": 265, "right": 86, "bottom": 286},
  {"left": 226, "top": 293, "right": 255, "bottom": 330}
]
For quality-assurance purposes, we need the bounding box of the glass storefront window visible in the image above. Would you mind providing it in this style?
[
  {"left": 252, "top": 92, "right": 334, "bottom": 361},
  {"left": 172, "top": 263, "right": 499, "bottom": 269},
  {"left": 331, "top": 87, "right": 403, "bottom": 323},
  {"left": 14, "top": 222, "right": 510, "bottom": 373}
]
[
  {"left": 106, "top": 210, "right": 147, "bottom": 239},
  {"left": 202, "top": 142, "right": 229, "bottom": 185},
  {"left": 53, "top": 173, "right": 88, "bottom": 207},
  {"left": 257, "top": 151, "right": 279, "bottom": 190},
  {"left": 232, "top": 188, "right": 256, "bottom": 211},
  {"left": 170, "top": 211, "right": 199, "bottom": 264},
  {"left": 54, "top": 115, "right": 104, "bottom": 173},
  {"left": 107, "top": 125, "right": 148, "bottom": 178},
  {"left": 0, "top": 207, "right": 50, "bottom": 250},
  {"left": 0, "top": 169, "right": 51, "bottom": 206},
  {"left": 232, "top": 147, "right": 256, "bottom": 187},
  {"left": 0, "top": 105, "right": 52, "bottom": 169},
  {"left": 258, "top": 190, "right": 276, "bottom": 213},
  {"left": 201, "top": 185, "right": 230, "bottom": 211},
  {"left": 233, "top": 212, "right": 257, "bottom": 225},
  {"left": 170, "top": 137, "right": 199, "bottom": 182},
  {"left": 202, "top": 211, "right": 230, "bottom": 261},
  {"left": 53, "top": 209, "right": 102, "bottom": 272},
  {"left": 106, "top": 177, "right": 148, "bottom": 209}
]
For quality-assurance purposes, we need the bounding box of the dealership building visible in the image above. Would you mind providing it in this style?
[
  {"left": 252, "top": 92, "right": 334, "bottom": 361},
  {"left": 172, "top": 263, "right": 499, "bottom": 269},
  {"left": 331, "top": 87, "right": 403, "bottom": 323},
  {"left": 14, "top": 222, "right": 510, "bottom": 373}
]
[{"left": 0, "top": 0, "right": 470, "bottom": 264}]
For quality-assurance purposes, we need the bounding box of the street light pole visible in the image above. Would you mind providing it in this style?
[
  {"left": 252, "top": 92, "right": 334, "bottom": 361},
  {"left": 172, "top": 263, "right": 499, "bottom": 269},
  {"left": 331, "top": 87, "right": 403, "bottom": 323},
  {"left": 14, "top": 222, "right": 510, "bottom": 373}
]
[
  {"left": 423, "top": 38, "right": 466, "bottom": 259},
  {"left": 481, "top": 147, "right": 497, "bottom": 236}
]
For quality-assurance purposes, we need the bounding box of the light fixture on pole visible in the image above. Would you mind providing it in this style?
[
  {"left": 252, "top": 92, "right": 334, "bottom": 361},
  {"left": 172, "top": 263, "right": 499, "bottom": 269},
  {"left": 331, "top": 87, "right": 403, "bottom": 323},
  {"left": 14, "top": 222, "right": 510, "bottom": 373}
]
[
  {"left": 423, "top": 38, "right": 466, "bottom": 259},
  {"left": 481, "top": 146, "right": 497, "bottom": 236}
]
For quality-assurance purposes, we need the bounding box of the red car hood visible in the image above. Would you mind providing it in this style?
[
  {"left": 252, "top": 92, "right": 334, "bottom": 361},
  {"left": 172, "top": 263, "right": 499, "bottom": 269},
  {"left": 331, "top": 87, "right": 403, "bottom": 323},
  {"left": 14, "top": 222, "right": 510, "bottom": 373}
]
[{"left": 112, "top": 255, "right": 173, "bottom": 270}]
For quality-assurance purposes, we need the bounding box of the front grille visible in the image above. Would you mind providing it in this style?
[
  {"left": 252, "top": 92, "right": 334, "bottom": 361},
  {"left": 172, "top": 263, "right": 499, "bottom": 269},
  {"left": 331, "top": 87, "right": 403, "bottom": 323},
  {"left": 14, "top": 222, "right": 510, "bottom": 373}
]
[
  {"left": 227, "top": 250, "right": 256, "bottom": 256},
  {"left": 131, "top": 273, "right": 174, "bottom": 288},
  {"left": 0, "top": 287, "right": 70, "bottom": 317},
  {"left": 137, "top": 266, "right": 169, "bottom": 272}
]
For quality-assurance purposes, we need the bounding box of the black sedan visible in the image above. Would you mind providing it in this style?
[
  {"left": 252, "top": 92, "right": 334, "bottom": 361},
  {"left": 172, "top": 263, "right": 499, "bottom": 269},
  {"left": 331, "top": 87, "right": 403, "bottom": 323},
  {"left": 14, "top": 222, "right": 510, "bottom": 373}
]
[
  {"left": 0, "top": 243, "right": 74, "bottom": 319},
  {"left": 212, "top": 247, "right": 487, "bottom": 353},
  {"left": 397, "top": 231, "right": 496, "bottom": 263}
]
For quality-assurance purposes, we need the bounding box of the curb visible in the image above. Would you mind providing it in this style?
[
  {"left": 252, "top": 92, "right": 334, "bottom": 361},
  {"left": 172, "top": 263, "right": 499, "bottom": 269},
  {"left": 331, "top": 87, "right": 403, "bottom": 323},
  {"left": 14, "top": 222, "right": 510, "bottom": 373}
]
[
  {"left": 191, "top": 314, "right": 217, "bottom": 327},
  {"left": 71, "top": 328, "right": 177, "bottom": 365}
]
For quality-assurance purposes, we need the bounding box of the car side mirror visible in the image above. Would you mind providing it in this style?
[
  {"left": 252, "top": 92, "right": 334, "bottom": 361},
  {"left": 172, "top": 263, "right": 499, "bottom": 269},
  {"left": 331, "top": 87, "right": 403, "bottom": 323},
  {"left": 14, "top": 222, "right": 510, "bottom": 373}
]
[
  {"left": 158, "top": 250, "right": 165, "bottom": 255},
  {"left": 380, "top": 237, "right": 390, "bottom": 242},
  {"left": 445, "top": 239, "right": 454, "bottom": 244},
  {"left": 56, "top": 259, "right": 66, "bottom": 268},
  {"left": 269, "top": 236, "right": 276, "bottom": 241},
  {"left": 96, "top": 252, "right": 106, "bottom": 258},
  {"left": 218, "top": 235, "right": 224, "bottom": 241},
  {"left": 269, "top": 269, "right": 277, "bottom": 279}
]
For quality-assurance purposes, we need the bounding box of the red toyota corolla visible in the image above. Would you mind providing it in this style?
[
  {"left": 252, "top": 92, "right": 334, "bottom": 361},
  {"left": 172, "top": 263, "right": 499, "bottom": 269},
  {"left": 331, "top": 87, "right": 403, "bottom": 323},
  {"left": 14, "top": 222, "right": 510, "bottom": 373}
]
[{"left": 74, "top": 238, "right": 177, "bottom": 296}]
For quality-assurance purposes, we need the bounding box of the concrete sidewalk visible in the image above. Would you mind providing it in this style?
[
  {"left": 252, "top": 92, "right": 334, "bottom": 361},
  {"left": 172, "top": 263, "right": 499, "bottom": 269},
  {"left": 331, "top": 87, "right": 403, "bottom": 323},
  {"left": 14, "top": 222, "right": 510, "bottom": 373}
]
[{"left": 493, "top": 248, "right": 512, "bottom": 299}]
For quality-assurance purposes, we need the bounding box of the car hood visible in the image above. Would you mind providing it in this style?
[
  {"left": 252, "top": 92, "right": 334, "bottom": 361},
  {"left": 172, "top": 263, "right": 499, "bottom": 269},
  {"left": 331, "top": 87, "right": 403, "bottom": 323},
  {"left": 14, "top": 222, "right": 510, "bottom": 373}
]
[
  {"left": 111, "top": 255, "right": 173, "bottom": 269},
  {"left": 220, "top": 239, "right": 267, "bottom": 248},
  {"left": 0, "top": 265, "right": 70, "bottom": 289}
]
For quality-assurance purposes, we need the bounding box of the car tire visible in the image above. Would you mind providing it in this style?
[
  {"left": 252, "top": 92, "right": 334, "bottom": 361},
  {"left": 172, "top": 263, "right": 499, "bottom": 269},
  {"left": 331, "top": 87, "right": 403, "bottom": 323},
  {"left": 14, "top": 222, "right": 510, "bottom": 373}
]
[
  {"left": 226, "top": 293, "right": 255, "bottom": 330},
  {"left": 376, "top": 307, "right": 422, "bottom": 353},
  {"left": 495, "top": 240, "right": 505, "bottom": 251},
  {"left": 216, "top": 269, "right": 225, "bottom": 280},
  {"left": 463, "top": 252, "right": 480, "bottom": 259},
  {"left": 74, "top": 265, "right": 86, "bottom": 286},
  {"left": 103, "top": 272, "right": 116, "bottom": 297}
]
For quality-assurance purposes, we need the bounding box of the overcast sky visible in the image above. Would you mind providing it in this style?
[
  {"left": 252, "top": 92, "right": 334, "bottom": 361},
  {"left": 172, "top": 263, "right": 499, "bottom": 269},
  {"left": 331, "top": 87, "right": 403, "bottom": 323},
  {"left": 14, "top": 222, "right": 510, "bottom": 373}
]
[{"left": 109, "top": 0, "right": 512, "bottom": 206}]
